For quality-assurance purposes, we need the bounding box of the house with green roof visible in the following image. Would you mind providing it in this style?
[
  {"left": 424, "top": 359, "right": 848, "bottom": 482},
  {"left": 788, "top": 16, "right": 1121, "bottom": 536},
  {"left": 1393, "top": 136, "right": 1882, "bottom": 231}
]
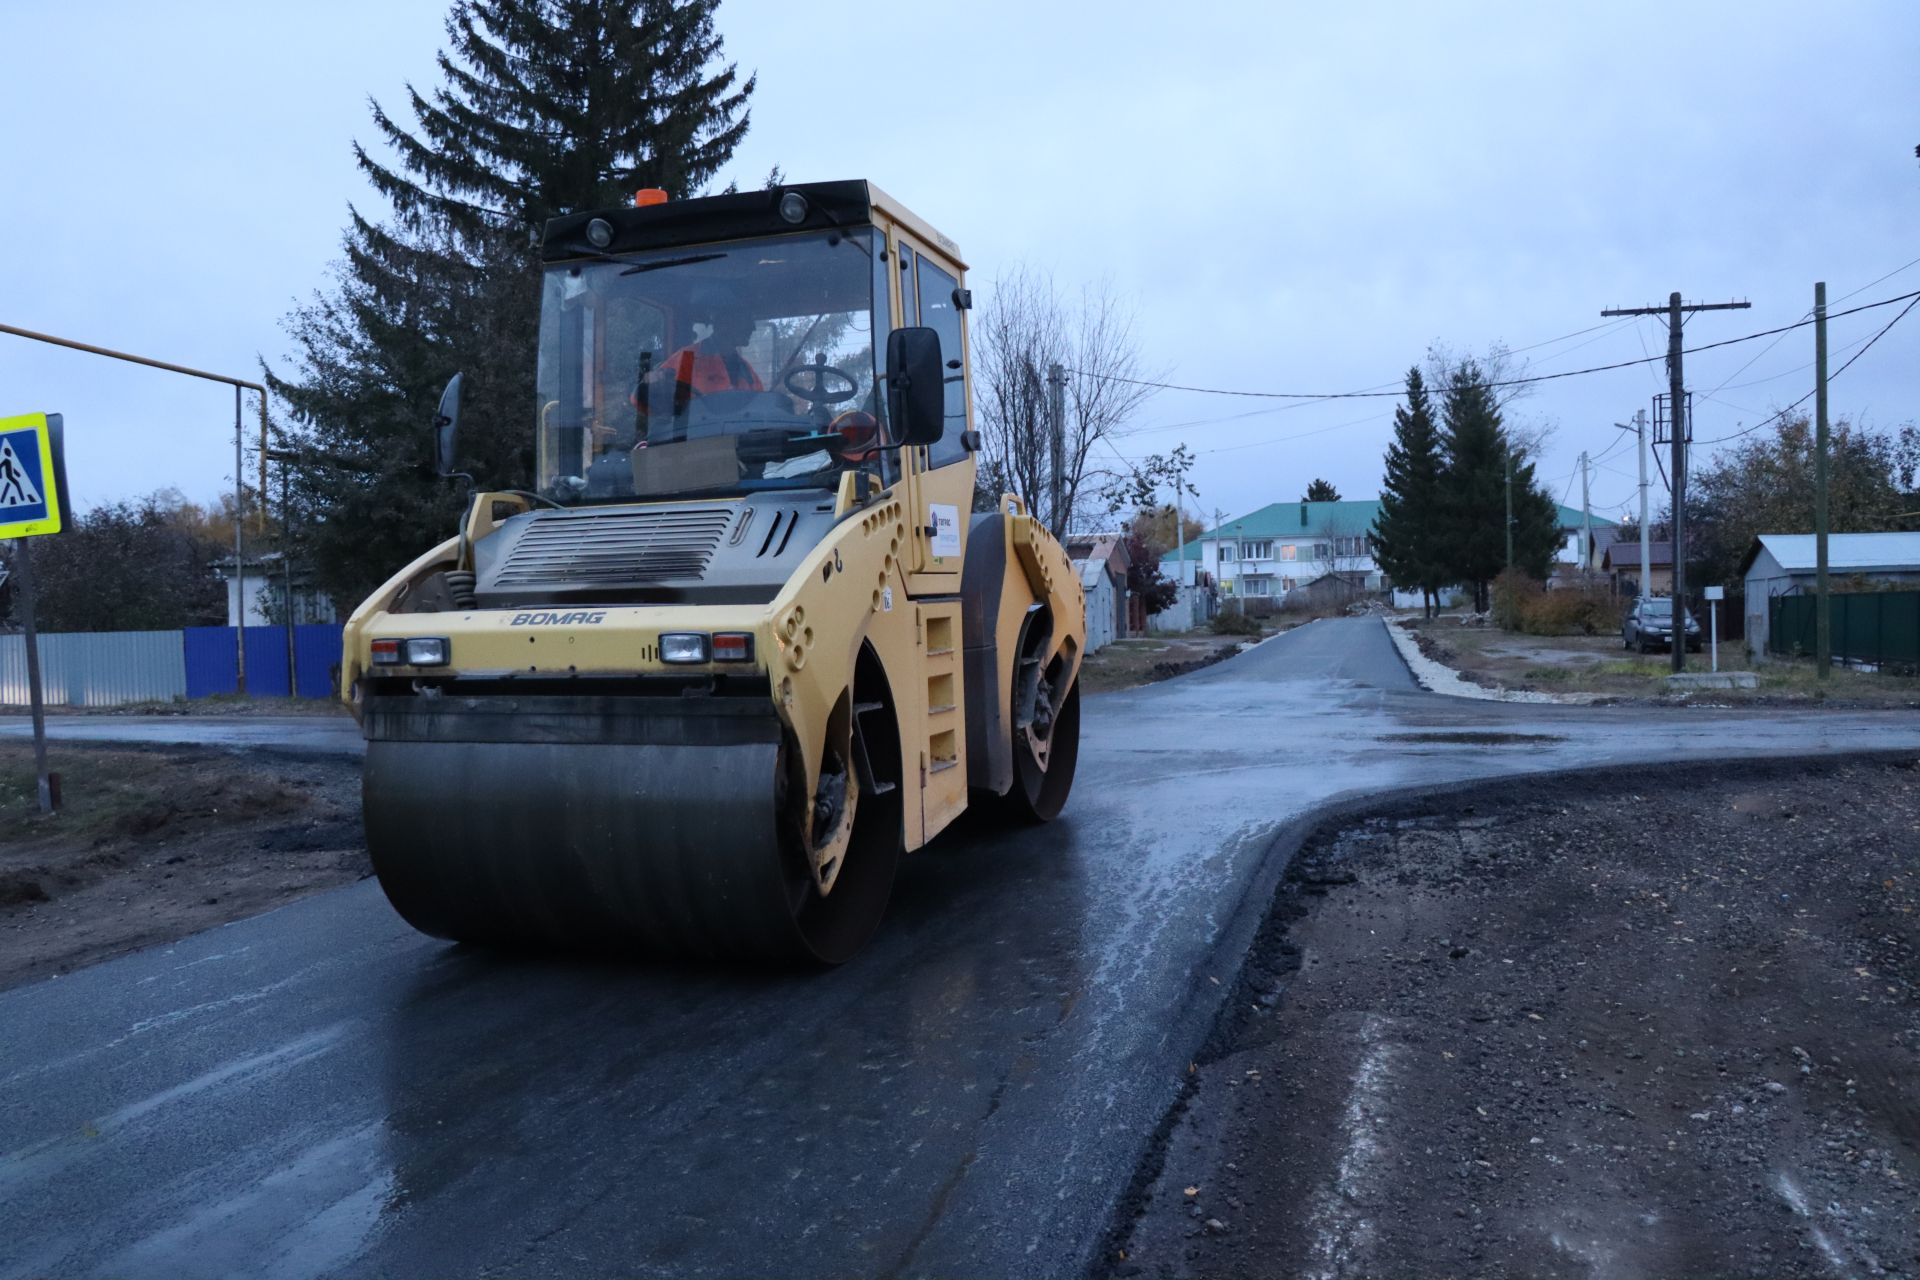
[{"left": 1160, "top": 498, "right": 1614, "bottom": 602}]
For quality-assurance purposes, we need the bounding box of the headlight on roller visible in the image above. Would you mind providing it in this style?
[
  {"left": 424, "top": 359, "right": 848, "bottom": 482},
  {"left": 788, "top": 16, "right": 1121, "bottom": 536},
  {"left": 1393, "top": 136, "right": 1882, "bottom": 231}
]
[
  {"left": 403, "top": 637, "right": 449, "bottom": 666},
  {"left": 659, "top": 633, "right": 711, "bottom": 664}
]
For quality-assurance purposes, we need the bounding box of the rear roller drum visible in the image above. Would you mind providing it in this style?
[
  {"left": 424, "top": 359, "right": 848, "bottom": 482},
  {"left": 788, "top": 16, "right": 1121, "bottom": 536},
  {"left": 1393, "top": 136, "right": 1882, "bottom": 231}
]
[{"left": 1003, "top": 650, "right": 1080, "bottom": 823}]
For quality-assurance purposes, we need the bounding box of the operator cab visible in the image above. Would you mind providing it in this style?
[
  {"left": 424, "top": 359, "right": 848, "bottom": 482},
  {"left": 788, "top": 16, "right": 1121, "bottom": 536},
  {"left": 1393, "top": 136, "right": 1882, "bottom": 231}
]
[{"left": 535, "top": 181, "right": 966, "bottom": 507}]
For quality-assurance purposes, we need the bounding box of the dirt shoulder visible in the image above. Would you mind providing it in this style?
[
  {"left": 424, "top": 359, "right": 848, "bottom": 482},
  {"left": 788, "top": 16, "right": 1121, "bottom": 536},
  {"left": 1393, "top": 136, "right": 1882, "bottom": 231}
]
[
  {"left": 0, "top": 743, "right": 366, "bottom": 991},
  {"left": 1405, "top": 616, "right": 1920, "bottom": 708},
  {"left": 1079, "top": 632, "right": 1262, "bottom": 695},
  {"left": 1111, "top": 756, "right": 1920, "bottom": 1279}
]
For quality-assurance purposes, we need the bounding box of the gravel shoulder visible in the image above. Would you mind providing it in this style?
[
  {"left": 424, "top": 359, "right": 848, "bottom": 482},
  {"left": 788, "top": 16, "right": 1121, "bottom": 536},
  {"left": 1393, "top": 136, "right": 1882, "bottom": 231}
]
[
  {"left": 1402, "top": 616, "right": 1920, "bottom": 708},
  {"left": 0, "top": 743, "right": 366, "bottom": 991},
  {"left": 1110, "top": 756, "right": 1920, "bottom": 1279}
]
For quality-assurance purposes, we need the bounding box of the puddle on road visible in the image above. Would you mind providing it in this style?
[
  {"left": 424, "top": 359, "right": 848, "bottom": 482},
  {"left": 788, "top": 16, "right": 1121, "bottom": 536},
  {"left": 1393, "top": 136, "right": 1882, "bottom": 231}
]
[{"left": 1387, "top": 731, "right": 1566, "bottom": 746}]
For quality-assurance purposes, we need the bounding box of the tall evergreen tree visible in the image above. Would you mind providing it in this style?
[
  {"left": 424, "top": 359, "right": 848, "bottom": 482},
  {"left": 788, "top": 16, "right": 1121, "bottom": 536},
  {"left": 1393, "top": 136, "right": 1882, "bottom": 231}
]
[
  {"left": 1434, "top": 360, "right": 1558, "bottom": 610},
  {"left": 1301, "top": 477, "right": 1341, "bottom": 502},
  {"left": 271, "top": 0, "right": 755, "bottom": 607},
  {"left": 1371, "top": 367, "right": 1446, "bottom": 616}
]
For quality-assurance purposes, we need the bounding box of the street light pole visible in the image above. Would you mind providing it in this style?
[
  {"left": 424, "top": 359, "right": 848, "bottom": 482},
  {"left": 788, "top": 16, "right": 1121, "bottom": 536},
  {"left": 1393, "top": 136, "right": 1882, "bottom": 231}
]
[{"left": 0, "top": 320, "right": 272, "bottom": 693}]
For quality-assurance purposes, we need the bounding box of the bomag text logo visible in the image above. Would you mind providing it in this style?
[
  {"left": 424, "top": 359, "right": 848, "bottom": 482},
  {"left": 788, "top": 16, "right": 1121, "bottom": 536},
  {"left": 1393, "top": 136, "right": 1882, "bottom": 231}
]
[{"left": 509, "top": 611, "right": 608, "bottom": 626}]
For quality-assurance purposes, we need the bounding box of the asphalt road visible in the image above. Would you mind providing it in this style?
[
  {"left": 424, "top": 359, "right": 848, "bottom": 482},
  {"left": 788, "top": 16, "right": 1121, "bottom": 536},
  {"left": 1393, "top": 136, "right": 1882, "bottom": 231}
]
[{"left": 4, "top": 618, "right": 1918, "bottom": 1280}]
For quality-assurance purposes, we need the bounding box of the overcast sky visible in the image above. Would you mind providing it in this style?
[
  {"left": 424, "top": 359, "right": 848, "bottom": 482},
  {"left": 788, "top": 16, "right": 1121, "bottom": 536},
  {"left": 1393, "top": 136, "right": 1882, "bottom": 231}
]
[{"left": 2, "top": 0, "right": 1914, "bottom": 531}]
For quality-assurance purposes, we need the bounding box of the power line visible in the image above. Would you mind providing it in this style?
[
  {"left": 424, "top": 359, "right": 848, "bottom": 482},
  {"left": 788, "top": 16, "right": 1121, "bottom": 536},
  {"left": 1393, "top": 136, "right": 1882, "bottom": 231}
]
[
  {"left": 1832, "top": 253, "right": 1920, "bottom": 304},
  {"left": 1064, "top": 289, "right": 1920, "bottom": 403},
  {"left": 1694, "top": 294, "right": 1919, "bottom": 446}
]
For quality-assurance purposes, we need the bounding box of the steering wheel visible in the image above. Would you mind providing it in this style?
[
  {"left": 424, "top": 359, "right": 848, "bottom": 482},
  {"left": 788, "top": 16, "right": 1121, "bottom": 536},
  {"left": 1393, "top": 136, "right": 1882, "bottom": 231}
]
[{"left": 783, "top": 360, "right": 860, "bottom": 407}]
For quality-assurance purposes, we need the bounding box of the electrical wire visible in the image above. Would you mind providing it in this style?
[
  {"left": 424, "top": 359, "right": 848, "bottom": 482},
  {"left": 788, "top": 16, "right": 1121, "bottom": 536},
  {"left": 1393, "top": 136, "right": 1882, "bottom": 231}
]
[
  {"left": 1832, "top": 254, "right": 1920, "bottom": 305},
  {"left": 1694, "top": 294, "right": 1919, "bottom": 446},
  {"left": 1063, "top": 289, "right": 1920, "bottom": 403}
]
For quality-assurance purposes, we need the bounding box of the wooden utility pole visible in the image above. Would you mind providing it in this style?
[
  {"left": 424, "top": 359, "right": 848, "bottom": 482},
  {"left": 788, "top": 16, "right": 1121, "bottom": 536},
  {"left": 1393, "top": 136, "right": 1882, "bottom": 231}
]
[
  {"left": 1814, "top": 281, "right": 1831, "bottom": 678},
  {"left": 1046, "top": 363, "right": 1067, "bottom": 537},
  {"left": 1601, "top": 294, "right": 1751, "bottom": 672},
  {"left": 1579, "top": 450, "right": 1593, "bottom": 581},
  {"left": 1503, "top": 448, "right": 1514, "bottom": 571}
]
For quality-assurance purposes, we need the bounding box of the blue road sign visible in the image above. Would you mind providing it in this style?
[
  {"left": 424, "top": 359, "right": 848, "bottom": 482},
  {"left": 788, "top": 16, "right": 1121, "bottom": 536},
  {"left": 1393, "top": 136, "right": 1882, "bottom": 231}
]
[{"left": 0, "top": 413, "right": 67, "bottom": 538}]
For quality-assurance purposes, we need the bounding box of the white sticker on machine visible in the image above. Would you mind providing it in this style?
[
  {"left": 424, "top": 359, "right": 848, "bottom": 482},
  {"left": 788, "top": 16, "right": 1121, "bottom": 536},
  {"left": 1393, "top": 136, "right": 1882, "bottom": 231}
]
[{"left": 928, "top": 503, "right": 961, "bottom": 559}]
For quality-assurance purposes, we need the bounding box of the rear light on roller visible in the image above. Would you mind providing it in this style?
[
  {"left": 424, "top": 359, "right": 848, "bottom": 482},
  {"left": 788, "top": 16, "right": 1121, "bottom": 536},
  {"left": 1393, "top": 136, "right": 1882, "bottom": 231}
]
[
  {"left": 711, "top": 632, "right": 754, "bottom": 663},
  {"left": 371, "top": 637, "right": 449, "bottom": 666}
]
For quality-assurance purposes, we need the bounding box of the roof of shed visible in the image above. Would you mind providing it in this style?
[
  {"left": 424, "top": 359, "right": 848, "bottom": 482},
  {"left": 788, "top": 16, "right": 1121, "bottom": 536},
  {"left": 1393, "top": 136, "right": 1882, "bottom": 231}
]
[{"left": 1740, "top": 532, "right": 1920, "bottom": 577}]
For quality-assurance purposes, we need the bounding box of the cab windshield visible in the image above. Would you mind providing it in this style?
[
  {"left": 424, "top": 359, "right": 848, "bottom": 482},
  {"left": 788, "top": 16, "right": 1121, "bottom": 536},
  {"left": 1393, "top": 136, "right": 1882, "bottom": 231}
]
[{"left": 534, "top": 228, "right": 889, "bottom": 504}]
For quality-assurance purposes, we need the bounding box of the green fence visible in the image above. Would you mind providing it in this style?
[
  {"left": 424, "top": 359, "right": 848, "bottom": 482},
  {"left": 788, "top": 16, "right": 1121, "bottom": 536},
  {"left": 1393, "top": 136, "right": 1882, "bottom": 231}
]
[{"left": 1770, "top": 591, "right": 1920, "bottom": 667}]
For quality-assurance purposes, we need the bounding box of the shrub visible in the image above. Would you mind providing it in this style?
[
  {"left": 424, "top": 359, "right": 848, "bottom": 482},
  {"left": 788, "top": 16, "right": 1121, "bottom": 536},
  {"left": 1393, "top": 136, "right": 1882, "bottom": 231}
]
[
  {"left": 1210, "top": 607, "right": 1263, "bottom": 636},
  {"left": 1491, "top": 569, "right": 1626, "bottom": 636},
  {"left": 1522, "top": 587, "right": 1625, "bottom": 636},
  {"left": 1491, "top": 569, "right": 1541, "bottom": 631}
]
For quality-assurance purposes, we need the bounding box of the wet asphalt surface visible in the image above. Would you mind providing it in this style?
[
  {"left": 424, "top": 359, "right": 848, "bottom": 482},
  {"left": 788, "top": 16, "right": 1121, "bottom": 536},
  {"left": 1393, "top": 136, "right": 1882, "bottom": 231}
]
[{"left": 3, "top": 618, "right": 1919, "bottom": 1280}]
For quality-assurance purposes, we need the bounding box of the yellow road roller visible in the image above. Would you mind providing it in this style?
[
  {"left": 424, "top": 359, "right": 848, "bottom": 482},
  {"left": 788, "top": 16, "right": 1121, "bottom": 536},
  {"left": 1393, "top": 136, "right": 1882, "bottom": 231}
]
[{"left": 340, "top": 180, "right": 1084, "bottom": 963}]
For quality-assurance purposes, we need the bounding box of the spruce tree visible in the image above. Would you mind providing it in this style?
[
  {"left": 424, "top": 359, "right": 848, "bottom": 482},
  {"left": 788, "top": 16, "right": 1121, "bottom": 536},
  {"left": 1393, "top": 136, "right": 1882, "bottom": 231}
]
[
  {"left": 271, "top": 0, "right": 755, "bottom": 607},
  {"left": 1302, "top": 478, "right": 1341, "bottom": 502},
  {"left": 1371, "top": 367, "right": 1445, "bottom": 616},
  {"left": 1435, "top": 360, "right": 1510, "bottom": 612}
]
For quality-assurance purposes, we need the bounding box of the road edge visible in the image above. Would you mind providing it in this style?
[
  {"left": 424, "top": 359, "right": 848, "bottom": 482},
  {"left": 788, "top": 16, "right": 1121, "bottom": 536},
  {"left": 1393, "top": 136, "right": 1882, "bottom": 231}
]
[{"left": 1081, "top": 744, "right": 1920, "bottom": 1280}]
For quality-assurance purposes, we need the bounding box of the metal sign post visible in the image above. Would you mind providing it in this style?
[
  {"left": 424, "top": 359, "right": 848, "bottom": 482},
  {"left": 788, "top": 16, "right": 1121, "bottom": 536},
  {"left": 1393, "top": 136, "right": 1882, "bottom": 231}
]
[
  {"left": 1704, "top": 584, "right": 1725, "bottom": 673},
  {"left": 0, "top": 411, "right": 71, "bottom": 813}
]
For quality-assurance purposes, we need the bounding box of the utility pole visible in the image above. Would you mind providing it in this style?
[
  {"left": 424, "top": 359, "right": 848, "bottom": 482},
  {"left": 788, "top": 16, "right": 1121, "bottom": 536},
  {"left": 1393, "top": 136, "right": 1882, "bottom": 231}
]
[
  {"left": 1173, "top": 471, "right": 1187, "bottom": 586},
  {"left": 1046, "top": 363, "right": 1067, "bottom": 537},
  {"left": 1602, "top": 294, "right": 1751, "bottom": 672},
  {"left": 1612, "top": 409, "right": 1651, "bottom": 599},
  {"left": 1579, "top": 450, "right": 1593, "bottom": 583},
  {"left": 233, "top": 385, "right": 248, "bottom": 694},
  {"left": 1814, "top": 281, "right": 1831, "bottom": 678},
  {"left": 1503, "top": 448, "right": 1514, "bottom": 571}
]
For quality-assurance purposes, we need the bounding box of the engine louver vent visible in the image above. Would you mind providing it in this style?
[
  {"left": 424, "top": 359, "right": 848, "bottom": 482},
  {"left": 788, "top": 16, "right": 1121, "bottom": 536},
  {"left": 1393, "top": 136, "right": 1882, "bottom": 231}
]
[{"left": 491, "top": 507, "right": 734, "bottom": 586}]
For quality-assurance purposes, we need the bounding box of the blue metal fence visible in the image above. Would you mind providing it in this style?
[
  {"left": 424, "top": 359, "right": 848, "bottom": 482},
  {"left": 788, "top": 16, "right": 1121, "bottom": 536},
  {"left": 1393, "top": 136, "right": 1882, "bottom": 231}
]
[{"left": 184, "top": 625, "right": 343, "bottom": 699}]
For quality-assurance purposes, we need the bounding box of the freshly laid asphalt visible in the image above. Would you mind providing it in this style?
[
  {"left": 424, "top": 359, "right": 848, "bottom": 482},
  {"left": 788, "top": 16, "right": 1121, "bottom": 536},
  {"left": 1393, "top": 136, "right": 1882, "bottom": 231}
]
[{"left": 3, "top": 618, "right": 1917, "bottom": 1279}]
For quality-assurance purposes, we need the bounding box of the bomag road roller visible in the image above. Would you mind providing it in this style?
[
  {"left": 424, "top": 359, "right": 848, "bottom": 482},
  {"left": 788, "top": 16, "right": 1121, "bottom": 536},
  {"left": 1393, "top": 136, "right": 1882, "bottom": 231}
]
[{"left": 341, "top": 180, "right": 1085, "bottom": 964}]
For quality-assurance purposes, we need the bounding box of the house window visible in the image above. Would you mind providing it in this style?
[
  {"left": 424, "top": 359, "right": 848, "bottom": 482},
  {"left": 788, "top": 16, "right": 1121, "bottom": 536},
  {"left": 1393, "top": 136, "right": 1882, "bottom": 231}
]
[
  {"left": 1220, "top": 543, "right": 1236, "bottom": 562},
  {"left": 1242, "top": 540, "right": 1271, "bottom": 560},
  {"left": 1312, "top": 542, "right": 1331, "bottom": 561},
  {"left": 1281, "top": 577, "right": 1296, "bottom": 592},
  {"left": 1243, "top": 577, "right": 1269, "bottom": 596},
  {"left": 1281, "top": 544, "right": 1296, "bottom": 561}
]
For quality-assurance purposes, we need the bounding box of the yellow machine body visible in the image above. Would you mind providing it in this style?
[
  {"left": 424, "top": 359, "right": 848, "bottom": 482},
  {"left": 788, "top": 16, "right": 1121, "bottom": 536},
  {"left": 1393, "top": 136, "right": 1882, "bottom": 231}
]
[{"left": 342, "top": 182, "right": 1084, "bottom": 961}]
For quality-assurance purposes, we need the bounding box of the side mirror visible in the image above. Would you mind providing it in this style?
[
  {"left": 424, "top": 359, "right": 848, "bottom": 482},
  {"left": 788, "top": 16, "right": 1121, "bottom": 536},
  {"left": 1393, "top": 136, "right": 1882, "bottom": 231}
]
[
  {"left": 432, "top": 373, "right": 464, "bottom": 477},
  {"left": 885, "top": 328, "right": 944, "bottom": 448}
]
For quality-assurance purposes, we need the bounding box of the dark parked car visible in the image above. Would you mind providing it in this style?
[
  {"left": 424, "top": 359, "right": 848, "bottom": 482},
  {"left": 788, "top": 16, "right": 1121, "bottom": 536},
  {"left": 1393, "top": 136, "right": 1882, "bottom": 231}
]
[{"left": 1622, "top": 597, "right": 1701, "bottom": 653}]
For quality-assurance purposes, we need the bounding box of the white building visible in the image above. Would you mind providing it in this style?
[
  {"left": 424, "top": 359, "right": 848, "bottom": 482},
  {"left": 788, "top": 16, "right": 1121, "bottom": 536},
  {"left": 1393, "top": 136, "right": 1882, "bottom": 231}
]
[
  {"left": 1162, "top": 498, "right": 1617, "bottom": 607},
  {"left": 215, "top": 553, "right": 335, "bottom": 627}
]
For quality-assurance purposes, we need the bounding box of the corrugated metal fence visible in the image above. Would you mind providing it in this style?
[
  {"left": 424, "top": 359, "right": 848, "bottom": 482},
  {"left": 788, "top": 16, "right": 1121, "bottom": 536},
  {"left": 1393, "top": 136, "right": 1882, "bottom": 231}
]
[
  {"left": 0, "top": 631, "right": 186, "bottom": 706},
  {"left": 1770, "top": 591, "right": 1920, "bottom": 667},
  {"left": 0, "top": 625, "right": 344, "bottom": 707}
]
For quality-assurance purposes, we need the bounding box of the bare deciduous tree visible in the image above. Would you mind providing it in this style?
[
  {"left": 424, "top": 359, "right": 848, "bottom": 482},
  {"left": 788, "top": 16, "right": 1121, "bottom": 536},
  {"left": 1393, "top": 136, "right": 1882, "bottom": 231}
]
[
  {"left": 972, "top": 265, "right": 1157, "bottom": 534},
  {"left": 1425, "top": 340, "right": 1557, "bottom": 462}
]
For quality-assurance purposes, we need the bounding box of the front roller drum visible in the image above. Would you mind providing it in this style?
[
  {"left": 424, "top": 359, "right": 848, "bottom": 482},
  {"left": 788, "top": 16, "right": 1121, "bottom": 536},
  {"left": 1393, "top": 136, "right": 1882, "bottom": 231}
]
[{"left": 364, "top": 733, "right": 896, "bottom": 963}]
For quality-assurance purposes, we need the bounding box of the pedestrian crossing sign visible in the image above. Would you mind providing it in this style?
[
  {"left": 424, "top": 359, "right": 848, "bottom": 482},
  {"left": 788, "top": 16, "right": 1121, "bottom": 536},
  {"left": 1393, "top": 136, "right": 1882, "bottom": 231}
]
[{"left": 0, "top": 413, "right": 68, "bottom": 539}]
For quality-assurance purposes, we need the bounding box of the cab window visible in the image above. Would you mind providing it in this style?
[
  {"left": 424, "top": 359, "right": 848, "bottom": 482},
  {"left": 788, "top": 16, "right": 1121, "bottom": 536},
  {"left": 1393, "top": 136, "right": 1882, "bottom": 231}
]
[{"left": 914, "top": 255, "right": 968, "bottom": 466}]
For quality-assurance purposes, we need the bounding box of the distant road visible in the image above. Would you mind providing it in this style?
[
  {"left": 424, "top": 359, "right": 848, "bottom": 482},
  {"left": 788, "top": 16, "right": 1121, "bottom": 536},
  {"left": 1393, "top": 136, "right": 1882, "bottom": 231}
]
[
  {"left": 3, "top": 618, "right": 1917, "bottom": 1280},
  {"left": 0, "top": 714, "right": 362, "bottom": 754}
]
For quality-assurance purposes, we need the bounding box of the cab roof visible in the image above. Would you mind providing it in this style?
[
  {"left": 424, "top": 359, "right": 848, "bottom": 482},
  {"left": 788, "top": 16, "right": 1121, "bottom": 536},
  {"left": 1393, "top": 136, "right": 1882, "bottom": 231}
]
[{"left": 541, "top": 180, "right": 964, "bottom": 271}]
